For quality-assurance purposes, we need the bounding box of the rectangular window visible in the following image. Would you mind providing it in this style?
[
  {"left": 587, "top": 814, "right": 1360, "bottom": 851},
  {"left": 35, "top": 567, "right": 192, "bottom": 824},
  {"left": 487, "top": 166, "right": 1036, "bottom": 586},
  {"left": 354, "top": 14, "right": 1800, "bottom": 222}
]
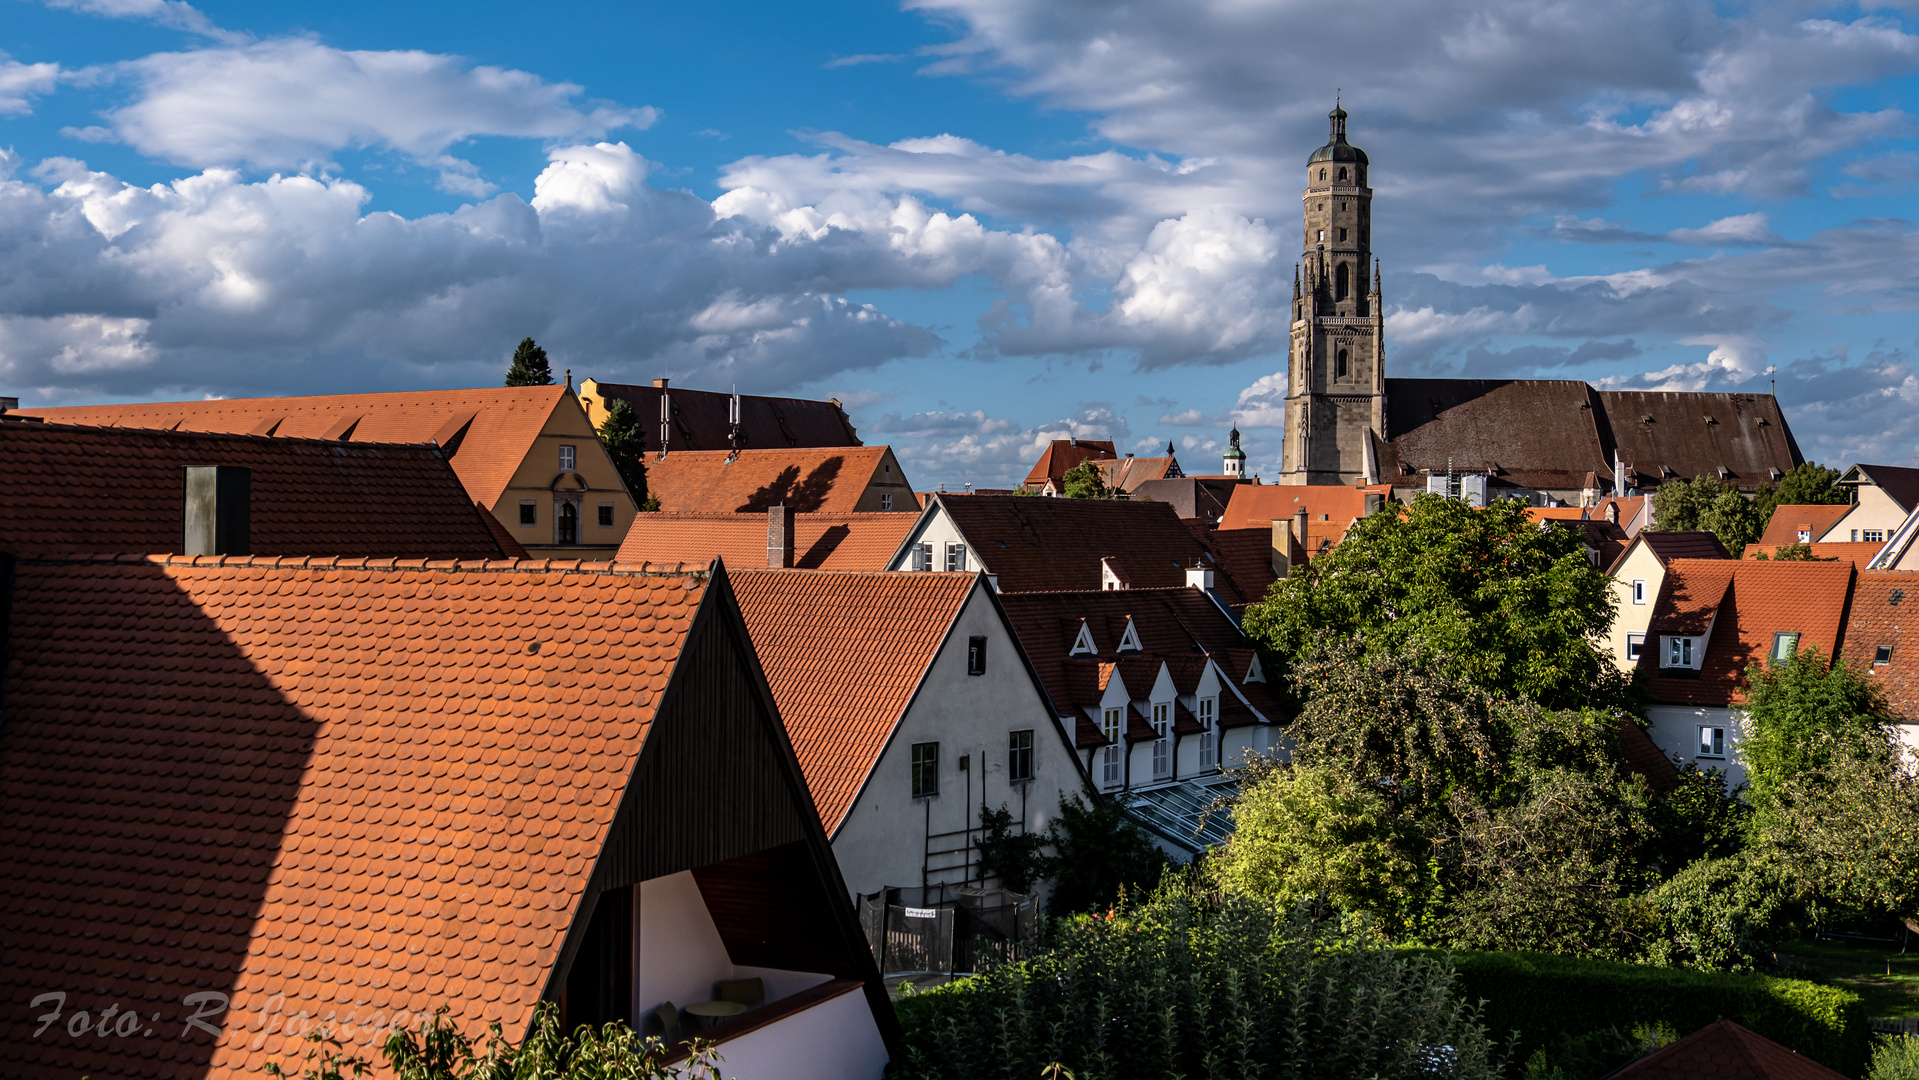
[
  {"left": 559, "top": 444, "right": 576, "bottom": 471},
  {"left": 1626, "top": 633, "right": 1646, "bottom": 662},
  {"left": 1151, "top": 702, "right": 1171, "bottom": 780},
  {"left": 910, "top": 742, "right": 938, "bottom": 797},
  {"left": 1009, "top": 730, "right": 1033, "bottom": 782},
  {"left": 1666, "top": 636, "right": 1693, "bottom": 668},
  {"left": 881, "top": 493, "right": 894, "bottom": 511},
  {"left": 910, "top": 542, "right": 933, "bottom": 571},
  {"left": 1866, "top": 529, "right": 1887, "bottom": 543},
  {"left": 518, "top": 501, "right": 537, "bottom": 526},
  {"left": 1796, "top": 529, "right": 1811, "bottom": 543},
  {"left": 967, "top": 635, "right": 987, "bottom": 676},
  {"left": 1197, "top": 697, "right": 1217, "bottom": 770},
  {"left": 597, "top": 502, "right": 614, "bottom": 527},
  {"left": 945, "top": 542, "right": 967, "bottom": 572},
  {"left": 1631, "top": 580, "right": 1646, "bottom": 605},
  {"left": 1698, "top": 726, "right": 1726, "bottom": 758},
  {"left": 1877, "top": 644, "right": 1894, "bottom": 665},
  {"left": 1853, "top": 529, "right": 1861, "bottom": 542},
  {"left": 1101, "top": 708, "right": 1122, "bottom": 789},
  {"left": 1772, "top": 632, "right": 1801, "bottom": 662}
]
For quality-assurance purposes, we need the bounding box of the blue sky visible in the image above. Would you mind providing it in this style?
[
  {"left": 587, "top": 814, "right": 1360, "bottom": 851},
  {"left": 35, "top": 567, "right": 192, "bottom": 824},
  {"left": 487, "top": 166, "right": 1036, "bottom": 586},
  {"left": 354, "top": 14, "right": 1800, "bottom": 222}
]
[{"left": 4, "top": 0, "right": 1919, "bottom": 489}]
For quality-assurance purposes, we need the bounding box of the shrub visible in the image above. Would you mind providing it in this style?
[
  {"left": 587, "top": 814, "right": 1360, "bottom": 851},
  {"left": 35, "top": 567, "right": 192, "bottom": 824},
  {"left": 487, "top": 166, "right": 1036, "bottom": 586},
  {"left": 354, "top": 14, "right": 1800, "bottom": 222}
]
[
  {"left": 380, "top": 1002, "right": 723, "bottom": 1079},
  {"left": 1642, "top": 852, "right": 1801, "bottom": 972},
  {"left": 1417, "top": 948, "right": 1868, "bottom": 1075},
  {"left": 1871, "top": 1034, "right": 1919, "bottom": 1080},
  {"left": 890, "top": 884, "right": 1505, "bottom": 1080}
]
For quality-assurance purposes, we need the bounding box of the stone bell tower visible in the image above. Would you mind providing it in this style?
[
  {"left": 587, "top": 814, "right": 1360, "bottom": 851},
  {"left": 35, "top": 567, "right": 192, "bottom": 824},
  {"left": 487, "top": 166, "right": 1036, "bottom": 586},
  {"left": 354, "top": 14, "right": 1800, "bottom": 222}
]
[{"left": 1279, "top": 102, "right": 1386, "bottom": 486}]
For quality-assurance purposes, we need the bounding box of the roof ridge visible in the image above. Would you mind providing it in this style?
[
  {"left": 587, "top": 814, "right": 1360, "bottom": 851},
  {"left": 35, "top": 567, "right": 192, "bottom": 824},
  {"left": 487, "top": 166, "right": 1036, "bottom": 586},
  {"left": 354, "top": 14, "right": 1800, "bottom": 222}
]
[
  {"left": 1, "top": 418, "right": 453, "bottom": 453},
  {"left": 19, "top": 551, "right": 713, "bottom": 579}
]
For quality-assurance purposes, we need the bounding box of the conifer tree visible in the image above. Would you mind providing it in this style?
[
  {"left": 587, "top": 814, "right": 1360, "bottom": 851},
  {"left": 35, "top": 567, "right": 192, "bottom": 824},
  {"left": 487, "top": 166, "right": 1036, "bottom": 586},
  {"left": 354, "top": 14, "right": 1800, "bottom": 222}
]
[
  {"left": 504, "top": 337, "right": 553, "bottom": 386},
  {"left": 597, "top": 399, "right": 653, "bottom": 509}
]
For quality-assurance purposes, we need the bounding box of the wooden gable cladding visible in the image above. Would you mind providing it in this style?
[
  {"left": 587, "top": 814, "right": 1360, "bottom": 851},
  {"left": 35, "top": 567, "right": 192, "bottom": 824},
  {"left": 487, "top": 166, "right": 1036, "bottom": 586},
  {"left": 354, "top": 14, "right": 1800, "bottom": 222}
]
[{"left": 693, "top": 842, "right": 866, "bottom": 978}]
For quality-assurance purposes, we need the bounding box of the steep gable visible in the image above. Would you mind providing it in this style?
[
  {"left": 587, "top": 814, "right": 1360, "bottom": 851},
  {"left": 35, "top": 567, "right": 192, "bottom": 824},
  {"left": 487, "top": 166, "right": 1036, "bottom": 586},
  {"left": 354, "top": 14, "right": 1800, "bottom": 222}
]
[{"left": 645, "top": 447, "right": 912, "bottom": 514}]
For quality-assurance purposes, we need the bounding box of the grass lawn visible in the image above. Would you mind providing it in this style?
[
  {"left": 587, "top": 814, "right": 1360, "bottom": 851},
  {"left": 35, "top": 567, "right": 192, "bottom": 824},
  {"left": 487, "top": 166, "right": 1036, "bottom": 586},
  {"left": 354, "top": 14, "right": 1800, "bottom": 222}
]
[{"left": 1776, "top": 937, "right": 1919, "bottom": 1019}]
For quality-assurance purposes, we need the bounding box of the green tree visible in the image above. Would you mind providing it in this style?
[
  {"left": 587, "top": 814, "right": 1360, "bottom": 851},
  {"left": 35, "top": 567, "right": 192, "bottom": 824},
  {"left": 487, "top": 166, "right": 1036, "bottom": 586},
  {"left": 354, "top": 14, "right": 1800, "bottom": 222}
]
[
  {"left": 597, "top": 399, "right": 650, "bottom": 507},
  {"left": 504, "top": 337, "right": 553, "bottom": 387},
  {"left": 1059, "top": 459, "right": 1112, "bottom": 499},
  {"left": 1641, "top": 850, "right": 1800, "bottom": 972},
  {"left": 381, "top": 1002, "right": 723, "bottom": 1080},
  {"left": 1749, "top": 543, "right": 1835, "bottom": 562},
  {"left": 1740, "top": 646, "right": 1895, "bottom": 823},
  {"left": 1753, "top": 462, "right": 1849, "bottom": 525},
  {"left": 1650, "top": 475, "right": 1765, "bottom": 553},
  {"left": 1041, "top": 793, "right": 1166, "bottom": 917},
  {"left": 1241, "top": 492, "right": 1619, "bottom": 710},
  {"left": 1764, "top": 734, "right": 1919, "bottom": 927}
]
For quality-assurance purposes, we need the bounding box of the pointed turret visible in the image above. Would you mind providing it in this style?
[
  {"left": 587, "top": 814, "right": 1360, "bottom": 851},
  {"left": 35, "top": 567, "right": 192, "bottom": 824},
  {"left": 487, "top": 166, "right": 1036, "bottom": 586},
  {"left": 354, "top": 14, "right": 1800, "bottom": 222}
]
[{"left": 1223, "top": 427, "right": 1247, "bottom": 478}]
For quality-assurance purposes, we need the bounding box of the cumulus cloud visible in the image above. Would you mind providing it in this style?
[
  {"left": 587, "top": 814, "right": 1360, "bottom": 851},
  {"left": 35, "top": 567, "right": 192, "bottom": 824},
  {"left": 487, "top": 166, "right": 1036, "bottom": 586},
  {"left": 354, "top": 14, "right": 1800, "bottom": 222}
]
[
  {"left": 886, "top": 404, "right": 1133, "bottom": 487},
  {"left": 0, "top": 57, "right": 61, "bottom": 115}
]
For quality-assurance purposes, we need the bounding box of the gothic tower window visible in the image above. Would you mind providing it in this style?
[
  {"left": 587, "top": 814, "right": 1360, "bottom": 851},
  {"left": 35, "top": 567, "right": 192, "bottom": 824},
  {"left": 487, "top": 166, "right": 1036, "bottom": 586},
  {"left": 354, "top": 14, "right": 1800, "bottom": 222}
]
[
  {"left": 1319, "top": 168, "right": 1326, "bottom": 181},
  {"left": 1335, "top": 263, "right": 1349, "bottom": 300},
  {"left": 1336, "top": 349, "right": 1349, "bottom": 379},
  {"left": 1338, "top": 167, "right": 1347, "bottom": 180}
]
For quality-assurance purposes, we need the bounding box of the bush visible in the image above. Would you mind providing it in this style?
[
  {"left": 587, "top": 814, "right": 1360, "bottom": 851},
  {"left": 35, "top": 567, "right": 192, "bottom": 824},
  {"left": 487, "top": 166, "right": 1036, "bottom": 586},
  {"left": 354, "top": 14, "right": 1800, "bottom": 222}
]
[
  {"left": 1417, "top": 948, "right": 1868, "bottom": 1075},
  {"left": 1642, "top": 852, "right": 1801, "bottom": 972},
  {"left": 1871, "top": 1034, "right": 1919, "bottom": 1080},
  {"left": 891, "top": 885, "right": 1506, "bottom": 1080}
]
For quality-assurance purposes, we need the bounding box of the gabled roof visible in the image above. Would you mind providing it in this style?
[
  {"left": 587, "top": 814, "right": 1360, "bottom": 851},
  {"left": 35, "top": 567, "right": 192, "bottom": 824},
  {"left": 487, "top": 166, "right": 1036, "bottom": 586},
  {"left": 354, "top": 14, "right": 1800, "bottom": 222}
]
[
  {"left": 1129, "top": 477, "right": 1244, "bottom": 522},
  {"left": 0, "top": 556, "right": 716, "bottom": 1077},
  {"left": 580, "top": 380, "right": 860, "bottom": 450},
  {"left": 1739, "top": 542, "right": 1885, "bottom": 569},
  {"left": 1380, "top": 379, "right": 1611, "bottom": 492},
  {"left": 730, "top": 571, "right": 1070, "bottom": 834},
  {"left": 1841, "top": 571, "right": 1919, "bottom": 722},
  {"left": 1185, "top": 523, "right": 1280, "bottom": 609},
  {"left": 617, "top": 511, "right": 918, "bottom": 571},
  {"left": 1024, "top": 439, "right": 1116, "bottom": 487},
  {"left": 1598, "top": 390, "right": 1802, "bottom": 490},
  {"left": 20, "top": 386, "right": 575, "bottom": 509},
  {"left": 1218, "top": 483, "right": 1390, "bottom": 537},
  {"left": 1640, "top": 559, "right": 1855, "bottom": 706},
  {"left": 644, "top": 447, "right": 904, "bottom": 514},
  {"left": 1638, "top": 530, "right": 1732, "bottom": 564},
  {"left": 1842, "top": 463, "right": 1919, "bottom": 512},
  {"left": 924, "top": 495, "right": 1223, "bottom": 594},
  {"left": 1606, "top": 1019, "right": 1848, "bottom": 1079},
  {"left": 1093, "top": 455, "right": 1180, "bottom": 492},
  {"left": 0, "top": 420, "right": 510, "bottom": 559},
  {"left": 1544, "top": 518, "right": 1628, "bottom": 571},
  {"left": 1756, "top": 503, "right": 1853, "bottom": 548},
  {"left": 1590, "top": 494, "right": 1649, "bottom": 534}
]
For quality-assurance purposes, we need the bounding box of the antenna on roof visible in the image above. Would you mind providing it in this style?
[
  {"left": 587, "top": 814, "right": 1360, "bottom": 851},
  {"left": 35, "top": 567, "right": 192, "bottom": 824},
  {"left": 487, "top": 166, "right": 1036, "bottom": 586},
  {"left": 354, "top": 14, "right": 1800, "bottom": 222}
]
[
  {"left": 658, "top": 387, "right": 671, "bottom": 460},
  {"left": 1767, "top": 365, "right": 1777, "bottom": 398},
  {"left": 728, "top": 385, "right": 742, "bottom": 455}
]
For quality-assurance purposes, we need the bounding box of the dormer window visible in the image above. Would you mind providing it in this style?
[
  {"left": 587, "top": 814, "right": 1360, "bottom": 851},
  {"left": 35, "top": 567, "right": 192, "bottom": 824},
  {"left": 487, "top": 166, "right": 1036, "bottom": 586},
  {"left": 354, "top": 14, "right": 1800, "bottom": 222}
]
[
  {"left": 1876, "top": 645, "right": 1893, "bottom": 665},
  {"left": 1771, "top": 632, "right": 1800, "bottom": 663},
  {"left": 1796, "top": 528, "right": 1811, "bottom": 543},
  {"left": 1116, "top": 618, "right": 1142, "bottom": 654},
  {"left": 1070, "top": 621, "right": 1097, "bottom": 657},
  {"left": 1665, "top": 636, "right": 1695, "bottom": 668}
]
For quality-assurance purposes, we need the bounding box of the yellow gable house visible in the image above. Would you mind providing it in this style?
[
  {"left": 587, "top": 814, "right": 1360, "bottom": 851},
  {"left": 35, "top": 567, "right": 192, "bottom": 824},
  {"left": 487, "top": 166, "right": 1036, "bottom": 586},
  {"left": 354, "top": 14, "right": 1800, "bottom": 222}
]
[{"left": 21, "top": 386, "right": 638, "bottom": 558}]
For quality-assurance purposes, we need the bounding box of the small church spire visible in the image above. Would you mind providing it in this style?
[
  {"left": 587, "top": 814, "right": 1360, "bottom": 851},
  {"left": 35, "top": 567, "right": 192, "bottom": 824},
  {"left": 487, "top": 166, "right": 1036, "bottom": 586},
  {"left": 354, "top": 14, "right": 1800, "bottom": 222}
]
[
  {"left": 1372, "top": 258, "right": 1381, "bottom": 295},
  {"left": 1293, "top": 263, "right": 1301, "bottom": 300},
  {"left": 1329, "top": 92, "right": 1348, "bottom": 144}
]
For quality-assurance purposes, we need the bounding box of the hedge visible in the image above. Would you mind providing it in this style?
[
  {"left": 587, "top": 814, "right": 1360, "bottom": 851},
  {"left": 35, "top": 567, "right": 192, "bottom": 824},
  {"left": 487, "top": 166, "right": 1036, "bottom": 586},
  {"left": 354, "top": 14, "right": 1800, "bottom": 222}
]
[{"left": 1406, "top": 948, "right": 1869, "bottom": 1075}]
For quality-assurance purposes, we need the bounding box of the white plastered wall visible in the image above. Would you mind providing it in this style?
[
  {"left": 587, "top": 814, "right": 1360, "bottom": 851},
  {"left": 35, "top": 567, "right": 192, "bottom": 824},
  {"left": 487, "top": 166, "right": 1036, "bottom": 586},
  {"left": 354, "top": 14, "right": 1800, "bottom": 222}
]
[
  {"left": 886, "top": 503, "right": 977, "bottom": 573},
  {"left": 1645, "top": 703, "right": 1746, "bottom": 787},
  {"left": 1606, "top": 541, "right": 1663, "bottom": 672},
  {"left": 634, "top": 871, "right": 834, "bottom": 1024},
  {"left": 1821, "top": 485, "right": 1904, "bottom": 543}
]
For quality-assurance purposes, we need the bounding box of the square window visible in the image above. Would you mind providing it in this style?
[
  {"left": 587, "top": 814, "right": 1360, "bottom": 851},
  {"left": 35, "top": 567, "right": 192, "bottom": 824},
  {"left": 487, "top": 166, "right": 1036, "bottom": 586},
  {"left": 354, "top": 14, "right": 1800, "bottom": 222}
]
[
  {"left": 519, "top": 501, "right": 537, "bottom": 526},
  {"left": 1666, "top": 636, "right": 1693, "bottom": 668},
  {"left": 1876, "top": 645, "right": 1894, "bottom": 665},
  {"left": 559, "top": 444, "right": 576, "bottom": 471},
  {"left": 910, "top": 742, "right": 939, "bottom": 797},
  {"left": 1008, "top": 730, "right": 1033, "bottom": 782},
  {"left": 881, "top": 493, "right": 894, "bottom": 511},
  {"left": 1631, "top": 580, "right": 1646, "bottom": 605},
  {"left": 967, "top": 635, "right": 987, "bottom": 676},
  {"left": 1698, "top": 725, "right": 1725, "bottom": 758},
  {"left": 1772, "top": 632, "right": 1801, "bottom": 663},
  {"left": 597, "top": 502, "right": 614, "bottom": 527},
  {"left": 1626, "top": 633, "right": 1646, "bottom": 661},
  {"left": 945, "top": 542, "right": 967, "bottom": 572}
]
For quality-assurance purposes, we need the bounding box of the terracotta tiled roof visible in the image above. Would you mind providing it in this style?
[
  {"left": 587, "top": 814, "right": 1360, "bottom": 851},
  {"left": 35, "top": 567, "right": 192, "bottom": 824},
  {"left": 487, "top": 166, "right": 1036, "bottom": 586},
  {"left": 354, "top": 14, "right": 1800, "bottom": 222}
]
[
  {"left": 19, "top": 386, "right": 572, "bottom": 509},
  {"left": 1619, "top": 719, "right": 1679, "bottom": 793},
  {"left": 935, "top": 495, "right": 1231, "bottom": 594},
  {"left": 0, "top": 420, "right": 511, "bottom": 559},
  {"left": 580, "top": 381, "right": 860, "bottom": 450},
  {"left": 617, "top": 511, "right": 918, "bottom": 571},
  {"left": 1094, "top": 456, "right": 1180, "bottom": 492},
  {"left": 1607, "top": 1019, "right": 1848, "bottom": 1079},
  {"left": 1544, "top": 518, "right": 1628, "bottom": 571},
  {"left": 730, "top": 570, "right": 977, "bottom": 834},
  {"left": 1591, "top": 495, "right": 1649, "bottom": 534},
  {"left": 1740, "top": 541, "right": 1885, "bottom": 569},
  {"left": 1843, "top": 571, "right": 1919, "bottom": 722},
  {"left": 0, "top": 555, "right": 709, "bottom": 1079},
  {"left": 1640, "top": 559, "right": 1855, "bottom": 706},
  {"left": 1218, "top": 484, "right": 1390, "bottom": 538},
  {"left": 644, "top": 447, "right": 905, "bottom": 514},
  {"left": 1526, "top": 507, "right": 1591, "bottom": 521},
  {"left": 1756, "top": 504, "right": 1854, "bottom": 548},
  {"left": 1024, "top": 440, "right": 1116, "bottom": 487}
]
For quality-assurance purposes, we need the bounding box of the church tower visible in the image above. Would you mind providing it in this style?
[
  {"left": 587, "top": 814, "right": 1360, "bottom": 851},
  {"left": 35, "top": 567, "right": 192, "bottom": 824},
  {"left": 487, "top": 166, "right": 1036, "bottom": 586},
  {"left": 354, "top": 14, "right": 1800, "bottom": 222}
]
[{"left": 1279, "top": 103, "right": 1386, "bottom": 486}]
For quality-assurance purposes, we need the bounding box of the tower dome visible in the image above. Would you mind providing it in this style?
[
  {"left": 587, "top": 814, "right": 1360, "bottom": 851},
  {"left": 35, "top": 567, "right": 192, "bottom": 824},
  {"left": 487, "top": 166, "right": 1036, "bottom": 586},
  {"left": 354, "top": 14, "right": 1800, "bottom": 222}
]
[
  {"left": 1223, "top": 427, "right": 1247, "bottom": 478},
  {"left": 1309, "top": 104, "right": 1369, "bottom": 165}
]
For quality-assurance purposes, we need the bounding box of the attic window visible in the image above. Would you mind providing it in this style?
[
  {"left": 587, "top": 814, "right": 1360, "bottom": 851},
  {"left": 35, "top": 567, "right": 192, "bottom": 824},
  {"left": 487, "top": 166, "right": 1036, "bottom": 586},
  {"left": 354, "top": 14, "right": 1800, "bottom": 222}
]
[
  {"left": 1116, "top": 618, "right": 1142, "bottom": 654},
  {"left": 968, "top": 636, "right": 987, "bottom": 676},
  {"left": 1664, "top": 636, "right": 1695, "bottom": 668},
  {"left": 1875, "top": 645, "right": 1893, "bottom": 665},
  {"left": 1894, "top": 589, "right": 1907, "bottom": 607},
  {"left": 1070, "top": 621, "right": 1097, "bottom": 657},
  {"left": 1772, "top": 632, "right": 1801, "bottom": 662},
  {"left": 559, "top": 444, "right": 576, "bottom": 471}
]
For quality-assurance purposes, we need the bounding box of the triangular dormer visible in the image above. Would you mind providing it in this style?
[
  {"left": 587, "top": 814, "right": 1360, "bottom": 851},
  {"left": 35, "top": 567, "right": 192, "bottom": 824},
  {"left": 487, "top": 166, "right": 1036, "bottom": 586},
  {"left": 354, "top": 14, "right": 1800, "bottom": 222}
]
[
  {"left": 1243, "top": 652, "right": 1266, "bottom": 683},
  {"left": 1070, "top": 619, "right": 1097, "bottom": 657},
  {"left": 1117, "top": 616, "right": 1142, "bottom": 655}
]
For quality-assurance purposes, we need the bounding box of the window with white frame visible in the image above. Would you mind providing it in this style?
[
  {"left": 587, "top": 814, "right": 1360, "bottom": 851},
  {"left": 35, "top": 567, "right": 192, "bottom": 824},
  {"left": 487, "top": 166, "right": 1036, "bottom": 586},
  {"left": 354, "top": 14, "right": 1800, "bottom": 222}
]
[
  {"left": 1796, "top": 529, "right": 1811, "bottom": 543},
  {"left": 881, "top": 493, "right": 894, "bottom": 510},
  {"left": 1197, "top": 696, "right": 1216, "bottom": 770},
  {"left": 1697, "top": 725, "right": 1725, "bottom": 759},
  {"left": 558, "top": 444, "right": 576, "bottom": 471},
  {"left": 944, "top": 542, "right": 966, "bottom": 572},
  {"left": 1626, "top": 634, "right": 1646, "bottom": 662},
  {"left": 1631, "top": 580, "right": 1646, "bottom": 605},
  {"left": 1151, "top": 702, "right": 1171, "bottom": 780},
  {"left": 1772, "top": 632, "right": 1801, "bottom": 663},
  {"left": 1100, "top": 708, "right": 1123, "bottom": 789},
  {"left": 1866, "top": 529, "right": 1887, "bottom": 543},
  {"left": 1666, "top": 636, "right": 1694, "bottom": 668}
]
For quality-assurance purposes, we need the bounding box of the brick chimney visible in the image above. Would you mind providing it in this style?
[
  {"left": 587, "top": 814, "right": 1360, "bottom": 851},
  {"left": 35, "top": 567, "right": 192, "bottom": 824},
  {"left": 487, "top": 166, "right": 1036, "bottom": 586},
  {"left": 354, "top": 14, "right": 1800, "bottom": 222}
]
[
  {"left": 767, "top": 505, "right": 795, "bottom": 568},
  {"left": 183, "top": 466, "right": 251, "bottom": 556}
]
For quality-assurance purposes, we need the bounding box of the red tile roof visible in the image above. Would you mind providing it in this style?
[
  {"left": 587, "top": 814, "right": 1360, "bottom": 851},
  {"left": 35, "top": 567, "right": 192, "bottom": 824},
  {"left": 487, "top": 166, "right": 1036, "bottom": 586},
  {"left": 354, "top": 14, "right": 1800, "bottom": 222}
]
[
  {"left": 0, "top": 555, "right": 710, "bottom": 1079},
  {"left": 1094, "top": 456, "right": 1180, "bottom": 492},
  {"left": 1842, "top": 571, "right": 1919, "bottom": 722},
  {"left": 19, "top": 386, "right": 574, "bottom": 510},
  {"left": 730, "top": 571, "right": 978, "bottom": 833},
  {"left": 1740, "top": 541, "right": 1885, "bottom": 569},
  {"left": 617, "top": 511, "right": 919, "bottom": 571},
  {"left": 1024, "top": 440, "right": 1116, "bottom": 487},
  {"left": 1608, "top": 1019, "right": 1847, "bottom": 1080},
  {"left": 0, "top": 420, "right": 511, "bottom": 559},
  {"left": 1756, "top": 503, "right": 1853, "bottom": 548},
  {"left": 644, "top": 447, "right": 906, "bottom": 514},
  {"left": 581, "top": 381, "right": 860, "bottom": 450},
  {"left": 1591, "top": 494, "right": 1648, "bottom": 534},
  {"left": 1217, "top": 485, "right": 1392, "bottom": 553},
  {"left": 1619, "top": 718, "right": 1679, "bottom": 793},
  {"left": 1641, "top": 559, "right": 1855, "bottom": 706}
]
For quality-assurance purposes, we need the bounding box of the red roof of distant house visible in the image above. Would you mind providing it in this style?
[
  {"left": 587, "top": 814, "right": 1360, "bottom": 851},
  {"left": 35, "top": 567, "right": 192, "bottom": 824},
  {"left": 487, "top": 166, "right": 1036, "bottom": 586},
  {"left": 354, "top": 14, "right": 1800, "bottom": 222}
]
[
  {"left": 1024, "top": 439, "right": 1116, "bottom": 487},
  {"left": 1590, "top": 495, "right": 1649, "bottom": 534},
  {"left": 1217, "top": 484, "right": 1392, "bottom": 552},
  {"left": 731, "top": 571, "right": 980, "bottom": 833},
  {"left": 0, "top": 420, "right": 512, "bottom": 559},
  {"left": 1641, "top": 559, "right": 1855, "bottom": 706},
  {"left": 617, "top": 511, "right": 919, "bottom": 571},
  {"left": 1094, "top": 455, "right": 1181, "bottom": 492},
  {"left": 1842, "top": 571, "right": 1919, "bottom": 722},
  {"left": 19, "top": 386, "right": 574, "bottom": 510},
  {"left": 0, "top": 555, "right": 710, "bottom": 1078},
  {"left": 1619, "top": 719, "right": 1680, "bottom": 793},
  {"left": 1756, "top": 503, "right": 1854, "bottom": 548},
  {"left": 644, "top": 447, "right": 906, "bottom": 514},
  {"left": 1740, "top": 541, "right": 1885, "bottom": 569},
  {"left": 1606, "top": 1019, "right": 1848, "bottom": 1079}
]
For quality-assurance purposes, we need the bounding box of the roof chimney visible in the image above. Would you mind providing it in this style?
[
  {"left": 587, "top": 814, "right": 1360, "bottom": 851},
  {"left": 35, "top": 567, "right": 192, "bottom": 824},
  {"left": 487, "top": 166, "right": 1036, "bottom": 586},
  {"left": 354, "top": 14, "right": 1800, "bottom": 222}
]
[
  {"left": 767, "top": 505, "right": 795, "bottom": 569},
  {"left": 653, "top": 377, "right": 670, "bottom": 389},
  {"left": 183, "top": 466, "right": 251, "bottom": 556},
  {"left": 0, "top": 396, "right": 16, "bottom": 414},
  {"left": 1186, "top": 563, "right": 1215, "bottom": 591}
]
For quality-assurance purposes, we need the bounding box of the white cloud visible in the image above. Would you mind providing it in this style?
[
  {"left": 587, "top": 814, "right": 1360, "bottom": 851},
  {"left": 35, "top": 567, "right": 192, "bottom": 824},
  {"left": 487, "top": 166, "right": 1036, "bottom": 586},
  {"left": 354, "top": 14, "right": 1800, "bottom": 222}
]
[
  {"left": 42, "top": 0, "right": 239, "bottom": 41},
  {"left": 0, "top": 58, "right": 61, "bottom": 115},
  {"left": 1667, "top": 212, "right": 1783, "bottom": 247}
]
